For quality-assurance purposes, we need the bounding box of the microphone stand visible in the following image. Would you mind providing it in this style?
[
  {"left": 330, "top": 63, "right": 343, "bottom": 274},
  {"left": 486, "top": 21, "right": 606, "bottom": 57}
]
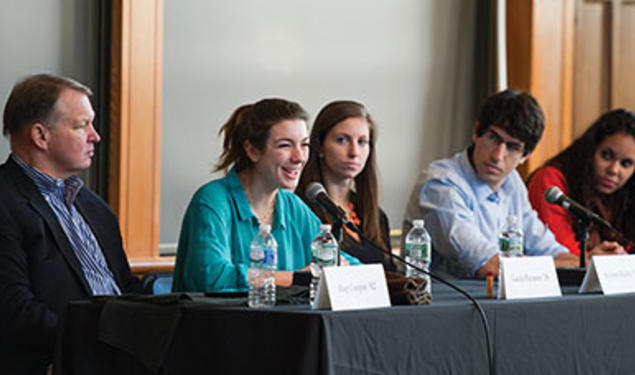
[
  {"left": 331, "top": 216, "right": 344, "bottom": 267},
  {"left": 575, "top": 218, "right": 590, "bottom": 268},
  {"left": 573, "top": 217, "right": 635, "bottom": 264}
]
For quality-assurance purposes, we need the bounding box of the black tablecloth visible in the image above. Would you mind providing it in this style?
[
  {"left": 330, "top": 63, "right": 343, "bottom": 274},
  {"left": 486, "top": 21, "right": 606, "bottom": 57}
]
[{"left": 54, "top": 280, "right": 635, "bottom": 375}]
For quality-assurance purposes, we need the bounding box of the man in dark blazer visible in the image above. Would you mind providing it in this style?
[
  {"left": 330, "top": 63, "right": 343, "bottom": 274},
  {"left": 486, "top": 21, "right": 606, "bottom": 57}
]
[{"left": 0, "top": 74, "right": 142, "bottom": 374}]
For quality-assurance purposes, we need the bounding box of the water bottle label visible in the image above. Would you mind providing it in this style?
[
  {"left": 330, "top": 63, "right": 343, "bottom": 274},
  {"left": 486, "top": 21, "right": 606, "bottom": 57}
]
[
  {"left": 499, "top": 237, "right": 510, "bottom": 253},
  {"left": 499, "top": 236, "right": 522, "bottom": 254},
  {"left": 250, "top": 246, "right": 264, "bottom": 262},
  {"left": 263, "top": 247, "right": 276, "bottom": 266},
  {"left": 421, "top": 243, "right": 429, "bottom": 260},
  {"left": 508, "top": 237, "right": 523, "bottom": 253},
  {"left": 406, "top": 243, "right": 424, "bottom": 259},
  {"left": 406, "top": 243, "right": 414, "bottom": 258},
  {"left": 317, "top": 244, "right": 337, "bottom": 265}
]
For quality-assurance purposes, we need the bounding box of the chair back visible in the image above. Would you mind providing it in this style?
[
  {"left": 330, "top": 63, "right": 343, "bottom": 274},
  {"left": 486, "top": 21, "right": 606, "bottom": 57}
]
[{"left": 140, "top": 272, "right": 174, "bottom": 294}]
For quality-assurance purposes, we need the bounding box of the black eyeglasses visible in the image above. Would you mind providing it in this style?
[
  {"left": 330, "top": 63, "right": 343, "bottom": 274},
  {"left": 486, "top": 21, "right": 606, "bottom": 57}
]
[{"left": 483, "top": 130, "right": 525, "bottom": 157}]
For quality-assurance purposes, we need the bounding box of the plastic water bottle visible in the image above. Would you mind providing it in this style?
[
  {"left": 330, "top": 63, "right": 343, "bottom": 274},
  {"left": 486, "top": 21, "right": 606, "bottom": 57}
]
[
  {"left": 310, "top": 224, "right": 338, "bottom": 305},
  {"left": 499, "top": 215, "right": 523, "bottom": 258},
  {"left": 404, "top": 219, "right": 431, "bottom": 292},
  {"left": 248, "top": 224, "right": 277, "bottom": 307}
]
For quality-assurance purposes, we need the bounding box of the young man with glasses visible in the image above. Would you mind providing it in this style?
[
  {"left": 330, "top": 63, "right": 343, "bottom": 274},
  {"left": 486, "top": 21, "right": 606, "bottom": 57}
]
[{"left": 402, "top": 89, "right": 577, "bottom": 278}]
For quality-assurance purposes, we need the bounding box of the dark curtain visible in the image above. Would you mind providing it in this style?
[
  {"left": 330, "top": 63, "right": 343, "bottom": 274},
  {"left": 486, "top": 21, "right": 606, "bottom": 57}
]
[
  {"left": 473, "top": 0, "right": 498, "bottom": 115},
  {"left": 87, "top": 1, "right": 111, "bottom": 199}
]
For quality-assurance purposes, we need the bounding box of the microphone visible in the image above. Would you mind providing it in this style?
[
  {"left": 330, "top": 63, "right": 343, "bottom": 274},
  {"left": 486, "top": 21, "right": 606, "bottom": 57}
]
[
  {"left": 305, "top": 182, "right": 351, "bottom": 226},
  {"left": 544, "top": 186, "right": 612, "bottom": 229}
]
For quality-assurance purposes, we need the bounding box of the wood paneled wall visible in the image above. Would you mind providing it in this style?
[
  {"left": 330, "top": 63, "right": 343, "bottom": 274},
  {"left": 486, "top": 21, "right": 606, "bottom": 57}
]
[
  {"left": 573, "top": 0, "right": 635, "bottom": 136},
  {"left": 109, "top": 0, "right": 172, "bottom": 271},
  {"left": 508, "top": 0, "right": 635, "bottom": 178},
  {"left": 507, "top": 0, "right": 575, "bottom": 178}
]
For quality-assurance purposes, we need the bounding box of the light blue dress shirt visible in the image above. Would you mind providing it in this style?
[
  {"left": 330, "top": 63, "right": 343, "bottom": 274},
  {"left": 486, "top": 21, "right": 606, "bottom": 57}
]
[
  {"left": 173, "top": 167, "right": 360, "bottom": 292},
  {"left": 403, "top": 150, "right": 568, "bottom": 278}
]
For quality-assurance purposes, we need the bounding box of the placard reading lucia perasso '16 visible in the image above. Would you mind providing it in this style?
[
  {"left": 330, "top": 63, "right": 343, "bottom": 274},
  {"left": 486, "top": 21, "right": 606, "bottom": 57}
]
[{"left": 499, "top": 256, "right": 561, "bottom": 300}]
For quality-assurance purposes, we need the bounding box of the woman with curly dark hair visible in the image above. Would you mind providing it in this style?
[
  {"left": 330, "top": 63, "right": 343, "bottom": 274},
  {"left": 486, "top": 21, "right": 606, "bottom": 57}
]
[{"left": 528, "top": 109, "right": 635, "bottom": 258}]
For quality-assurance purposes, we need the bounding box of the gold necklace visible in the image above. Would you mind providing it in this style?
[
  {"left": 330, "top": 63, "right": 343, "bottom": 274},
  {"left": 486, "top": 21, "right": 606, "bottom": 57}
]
[
  {"left": 255, "top": 203, "right": 275, "bottom": 224},
  {"left": 246, "top": 191, "right": 276, "bottom": 225}
]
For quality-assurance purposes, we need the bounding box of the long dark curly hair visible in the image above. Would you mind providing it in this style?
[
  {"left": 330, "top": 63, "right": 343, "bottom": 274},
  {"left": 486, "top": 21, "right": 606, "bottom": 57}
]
[{"left": 545, "top": 109, "right": 635, "bottom": 245}]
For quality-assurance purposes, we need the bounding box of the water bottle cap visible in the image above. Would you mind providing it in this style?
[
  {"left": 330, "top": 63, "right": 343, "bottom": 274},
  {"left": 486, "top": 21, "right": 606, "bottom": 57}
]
[
  {"left": 413, "top": 219, "right": 425, "bottom": 227},
  {"left": 259, "top": 224, "right": 272, "bottom": 233},
  {"left": 319, "top": 224, "right": 332, "bottom": 232}
]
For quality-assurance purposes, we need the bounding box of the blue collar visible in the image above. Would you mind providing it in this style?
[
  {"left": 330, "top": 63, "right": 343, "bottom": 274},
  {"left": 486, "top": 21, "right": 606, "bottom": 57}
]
[
  {"left": 458, "top": 150, "right": 510, "bottom": 204},
  {"left": 11, "top": 154, "right": 84, "bottom": 207}
]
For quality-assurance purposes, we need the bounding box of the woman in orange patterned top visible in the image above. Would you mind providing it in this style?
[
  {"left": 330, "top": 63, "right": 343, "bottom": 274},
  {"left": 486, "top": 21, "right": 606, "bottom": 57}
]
[{"left": 296, "top": 100, "right": 394, "bottom": 271}]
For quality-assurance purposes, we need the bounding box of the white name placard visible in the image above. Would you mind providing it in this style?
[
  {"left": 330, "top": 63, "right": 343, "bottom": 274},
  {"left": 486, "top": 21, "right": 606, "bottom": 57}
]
[
  {"left": 579, "top": 255, "right": 635, "bottom": 295},
  {"left": 498, "top": 256, "right": 561, "bottom": 300},
  {"left": 312, "top": 264, "right": 391, "bottom": 311}
]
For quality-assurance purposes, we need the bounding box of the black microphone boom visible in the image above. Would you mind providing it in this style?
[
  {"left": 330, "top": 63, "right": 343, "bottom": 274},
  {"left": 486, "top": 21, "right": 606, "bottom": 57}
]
[
  {"left": 544, "top": 186, "right": 612, "bottom": 229},
  {"left": 305, "top": 182, "right": 350, "bottom": 225}
]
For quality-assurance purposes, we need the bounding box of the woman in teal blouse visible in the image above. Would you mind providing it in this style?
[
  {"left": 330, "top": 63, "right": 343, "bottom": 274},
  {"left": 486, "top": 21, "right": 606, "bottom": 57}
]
[{"left": 172, "top": 98, "right": 358, "bottom": 292}]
